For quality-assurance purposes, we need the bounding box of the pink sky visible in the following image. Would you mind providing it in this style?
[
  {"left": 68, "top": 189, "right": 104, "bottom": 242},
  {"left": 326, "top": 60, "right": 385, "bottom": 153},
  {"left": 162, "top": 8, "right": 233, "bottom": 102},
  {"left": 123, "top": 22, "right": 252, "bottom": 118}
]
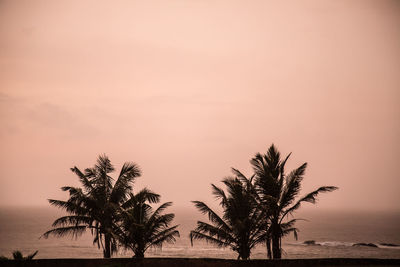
[{"left": 0, "top": 0, "right": 399, "bottom": 211}]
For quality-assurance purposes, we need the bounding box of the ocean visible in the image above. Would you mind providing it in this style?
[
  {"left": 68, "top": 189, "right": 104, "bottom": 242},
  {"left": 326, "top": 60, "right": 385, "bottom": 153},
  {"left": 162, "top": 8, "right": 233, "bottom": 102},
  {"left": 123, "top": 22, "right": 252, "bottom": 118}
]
[{"left": 0, "top": 207, "right": 399, "bottom": 259}]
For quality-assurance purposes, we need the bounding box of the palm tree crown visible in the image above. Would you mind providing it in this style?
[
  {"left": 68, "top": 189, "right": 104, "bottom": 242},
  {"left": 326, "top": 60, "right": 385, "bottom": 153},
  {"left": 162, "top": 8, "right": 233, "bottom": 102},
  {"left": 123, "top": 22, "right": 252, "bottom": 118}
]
[
  {"left": 251, "top": 144, "right": 338, "bottom": 259},
  {"left": 42, "top": 155, "right": 141, "bottom": 258},
  {"left": 190, "top": 170, "right": 267, "bottom": 260},
  {"left": 117, "top": 189, "right": 180, "bottom": 258}
]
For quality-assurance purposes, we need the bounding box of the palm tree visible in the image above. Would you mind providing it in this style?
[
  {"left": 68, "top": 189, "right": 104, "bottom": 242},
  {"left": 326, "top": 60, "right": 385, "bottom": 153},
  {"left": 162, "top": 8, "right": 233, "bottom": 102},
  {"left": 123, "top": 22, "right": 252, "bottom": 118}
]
[
  {"left": 42, "top": 155, "right": 141, "bottom": 258},
  {"left": 190, "top": 171, "right": 267, "bottom": 260},
  {"left": 117, "top": 189, "right": 180, "bottom": 258},
  {"left": 251, "top": 144, "right": 338, "bottom": 259}
]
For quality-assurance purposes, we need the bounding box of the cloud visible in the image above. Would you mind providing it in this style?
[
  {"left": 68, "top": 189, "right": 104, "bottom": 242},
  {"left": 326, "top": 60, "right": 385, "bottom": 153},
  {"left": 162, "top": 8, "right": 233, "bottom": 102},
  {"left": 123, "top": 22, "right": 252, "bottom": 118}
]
[
  {"left": 0, "top": 94, "right": 98, "bottom": 139},
  {"left": 25, "top": 102, "right": 98, "bottom": 138},
  {"left": 27, "top": 102, "right": 76, "bottom": 127},
  {"left": 0, "top": 92, "right": 20, "bottom": 103}
]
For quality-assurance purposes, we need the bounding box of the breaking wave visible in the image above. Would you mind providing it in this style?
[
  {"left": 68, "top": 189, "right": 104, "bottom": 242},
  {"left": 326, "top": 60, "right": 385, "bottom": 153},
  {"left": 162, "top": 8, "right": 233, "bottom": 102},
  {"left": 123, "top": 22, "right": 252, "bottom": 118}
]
[{"left": 288, "top": 240, "right": 400, "bottom": 250}]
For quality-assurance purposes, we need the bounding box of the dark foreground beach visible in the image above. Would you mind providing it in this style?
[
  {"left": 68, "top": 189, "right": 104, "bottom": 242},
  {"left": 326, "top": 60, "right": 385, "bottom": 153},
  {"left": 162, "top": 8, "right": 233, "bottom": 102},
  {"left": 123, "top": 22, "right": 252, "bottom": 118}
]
[{"left": 1, "top": 258, "right": 400, "bottom": 267}]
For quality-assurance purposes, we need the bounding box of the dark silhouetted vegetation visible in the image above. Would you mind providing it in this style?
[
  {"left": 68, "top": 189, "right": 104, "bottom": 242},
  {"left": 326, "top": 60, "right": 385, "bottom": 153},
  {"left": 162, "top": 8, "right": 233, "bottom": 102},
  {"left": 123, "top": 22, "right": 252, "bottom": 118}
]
[
  {"left": 251, "top": 144, "right": 338, "bottom": 259},
  {"left": 0, "top": 250, "right": 38, "bottom": 260},
  {"left": 42, "top": 155, "right": 178, "bottom": 258},
  {"left": 42, "top": 145, "right": 337, "bottom": 260},
  {"left": 116, "top": 189, "right": 180, "bottom": 258},
  {"left": 190, "top": 171, "right": 267, "bottom": 260},
  {"left": 191, "top": 144, "right": 338, "bottom": 260}
]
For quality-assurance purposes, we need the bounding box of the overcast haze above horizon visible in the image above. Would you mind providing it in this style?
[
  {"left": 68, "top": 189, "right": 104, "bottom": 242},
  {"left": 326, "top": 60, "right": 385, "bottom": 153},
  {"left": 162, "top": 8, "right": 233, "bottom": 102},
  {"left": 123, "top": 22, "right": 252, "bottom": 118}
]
[{"left": 0, "top": 0, "right": 399, "bottom": 212}]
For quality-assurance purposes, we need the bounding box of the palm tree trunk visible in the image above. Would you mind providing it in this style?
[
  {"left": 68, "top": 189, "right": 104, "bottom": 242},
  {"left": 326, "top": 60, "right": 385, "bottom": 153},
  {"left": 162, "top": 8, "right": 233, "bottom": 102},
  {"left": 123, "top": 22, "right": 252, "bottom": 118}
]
[
  {"left": 238, "top": 245, "right": 250, "bottom": 260},
  {"left": 134, "top": 248, "right": 145, "bottom": 259},
  {"left": 104, "top": 234, "right": 111, "bottom": 258},
  {"left": 271, "top": 220, "right": 281, "bottom": 259},
  {"left": 266, "top": 238, "right": 272, "bottom": 259},
  {"left": 272, "top": 234, "right": 281, "bottom": 259}
]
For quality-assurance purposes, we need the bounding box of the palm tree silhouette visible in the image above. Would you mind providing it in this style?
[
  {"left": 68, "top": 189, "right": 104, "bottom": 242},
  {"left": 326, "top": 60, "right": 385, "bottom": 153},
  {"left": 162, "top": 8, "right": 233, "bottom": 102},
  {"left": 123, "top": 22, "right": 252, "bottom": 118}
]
[
  {"left": 42, "top": 155, "right": 141, "bottom": 258},
  {"left": 116, "top": 189, "right": 180, "bottom": 258},
  {"left": 251, "top": 144, "right": 338, "bottom": 259},
  {"left": 190, "top": 171, "right": 267, "bottom": 260}
]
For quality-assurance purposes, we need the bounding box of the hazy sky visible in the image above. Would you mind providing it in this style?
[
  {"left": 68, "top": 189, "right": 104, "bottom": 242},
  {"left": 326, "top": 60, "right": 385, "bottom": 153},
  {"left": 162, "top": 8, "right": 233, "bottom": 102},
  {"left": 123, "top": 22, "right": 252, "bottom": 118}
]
[{"left": 0, "top": 0, "right": 399, "bottom": 211}]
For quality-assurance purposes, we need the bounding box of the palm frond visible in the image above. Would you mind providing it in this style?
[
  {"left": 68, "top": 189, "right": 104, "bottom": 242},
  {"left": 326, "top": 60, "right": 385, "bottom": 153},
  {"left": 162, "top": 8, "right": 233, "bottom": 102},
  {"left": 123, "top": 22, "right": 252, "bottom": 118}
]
[
  {"left": 280, "top": 218, "right": 302, "bottom": 230},
  {"left": 279, "top": 153, "right": 291, "bottom": 181},
  {"left": 135, "top": 188, "right": 160, "bottom": 204},
  {"left": 147, "top": 202, "right": 172, "bottom": 221},
  {"left": 250, "top": 153, "right": 268, "bottom": 179},
  {"left": 51, "top": 215, "right": 93, "bottom": 227},
  {"left": 190, "top": 230, "right": 230, "bottom": 248},
  {"left": 194, "top": 221, "right": 235, "bottom": 243},
  {"left": 232, "top": 169, "right": 257, "bottom": 194},
  {"left": 47, "top": 199, "right": 88, "bottom": 215},
  {"left": 42, "top": 225, "right": 87, "bottom": 239},
  {"left": 281, "top": 227, "right": 299, "bottom": 240},
  {"left": 211, "top": 184, "right": 228, "bottom": 207},
  {"left": 84, "top": 167, "right": 97, "bottom": 179},
  {"left": 191, "top": 201, "right": 232, "bottom": 233},
  {"left": 231, "top": 168, "right": 248, "bottom": 181},
  {"left": 70, "top": 167, "right": 93, "bottom": 193},
  {"left": 96, "top": 154, "right": 115, "bottom": 174},
  {"left": 110, "top": 162, "right": 141, "bottom": 203},
  {"left": 250, "top": 231, "right": 269, "bottom": 248},
  {"left": 281, "top": 186, "right": 338, "bottom": 220},
  {"left": 277, "top": 152, "right": 292, "bottom": 191},
  {"left": 146, "top": 225, "right": 180, "bottom": 249},
  {"left": 279, "top": 163, "right": 307, "bottom": 209}
]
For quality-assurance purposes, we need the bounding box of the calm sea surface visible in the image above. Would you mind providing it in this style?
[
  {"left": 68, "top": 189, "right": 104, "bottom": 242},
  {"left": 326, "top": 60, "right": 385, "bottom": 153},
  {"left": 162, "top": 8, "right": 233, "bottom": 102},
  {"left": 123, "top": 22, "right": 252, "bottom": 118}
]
[{"left": 0, "top": 207, "right": 399, "bottom": 259}]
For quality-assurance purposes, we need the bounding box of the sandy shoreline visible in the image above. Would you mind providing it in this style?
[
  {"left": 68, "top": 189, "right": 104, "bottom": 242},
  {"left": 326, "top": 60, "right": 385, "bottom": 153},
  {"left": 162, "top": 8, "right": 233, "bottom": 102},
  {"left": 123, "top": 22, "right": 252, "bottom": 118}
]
[{"left": 1, "top": 258, "right": 400, "bottom": 267}]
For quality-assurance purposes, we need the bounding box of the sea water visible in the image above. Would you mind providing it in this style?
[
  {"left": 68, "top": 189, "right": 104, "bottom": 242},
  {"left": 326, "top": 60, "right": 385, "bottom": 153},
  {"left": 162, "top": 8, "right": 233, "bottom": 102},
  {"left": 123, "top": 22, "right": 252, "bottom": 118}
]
[{"left": 0, "top": 207, "right": 399, "bottom": 259}]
